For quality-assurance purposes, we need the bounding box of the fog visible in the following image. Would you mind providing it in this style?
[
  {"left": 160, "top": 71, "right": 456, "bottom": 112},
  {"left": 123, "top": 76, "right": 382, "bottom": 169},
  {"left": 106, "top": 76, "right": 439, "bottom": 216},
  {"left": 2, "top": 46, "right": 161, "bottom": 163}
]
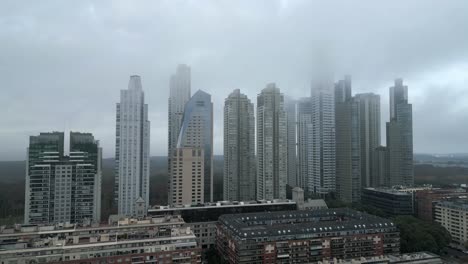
[{"left": 1, "top": 0, "right": 468, "bottom": 160}]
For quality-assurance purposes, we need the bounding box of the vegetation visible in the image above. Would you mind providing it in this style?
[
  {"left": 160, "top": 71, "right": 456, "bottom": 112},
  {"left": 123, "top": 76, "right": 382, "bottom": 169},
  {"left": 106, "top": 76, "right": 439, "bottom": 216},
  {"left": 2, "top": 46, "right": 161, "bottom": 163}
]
[
  {"left": 0, "top": 157, "right": 225, "bottom": 223},
  {"left": 394, "top": 216, "right": 451, "bottom": 254},
  {"left": 325, "top": 198, "right": 451, "bottom": 254}
]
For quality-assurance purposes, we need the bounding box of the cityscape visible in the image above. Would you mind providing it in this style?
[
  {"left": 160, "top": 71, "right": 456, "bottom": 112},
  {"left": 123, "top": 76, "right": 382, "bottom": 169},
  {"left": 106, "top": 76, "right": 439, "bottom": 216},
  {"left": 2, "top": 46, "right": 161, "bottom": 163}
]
[{"left": 1, "top": 1, "right": 468, "bottom": 264}]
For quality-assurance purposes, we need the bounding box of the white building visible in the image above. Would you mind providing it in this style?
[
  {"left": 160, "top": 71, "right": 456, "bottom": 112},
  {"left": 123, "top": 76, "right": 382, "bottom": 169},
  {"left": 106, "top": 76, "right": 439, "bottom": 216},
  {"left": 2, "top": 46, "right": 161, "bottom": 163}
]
[
  {"left": 434, "top": 200, "right": 468, "bottom": 248},
  {"left": 310, "top": 77, "right": 336, "bottom": 195},
  {"left": 0, "top": 216, "right": 200, "bottom": 263},
  {"left": 223, "top": 89, "right": 256, "bottom": 201},
  {"left": 256, "top": 84, "right": 287, "bottom": 200},
  {"left": 115, "top": 75, "right": 150, "bottom": 217}
]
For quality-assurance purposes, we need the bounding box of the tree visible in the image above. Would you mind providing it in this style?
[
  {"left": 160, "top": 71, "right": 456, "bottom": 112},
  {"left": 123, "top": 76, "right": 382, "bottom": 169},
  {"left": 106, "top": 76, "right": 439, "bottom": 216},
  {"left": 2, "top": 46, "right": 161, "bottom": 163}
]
[{"left": 394, "top": 216, "right": 451, "bottom": 254}]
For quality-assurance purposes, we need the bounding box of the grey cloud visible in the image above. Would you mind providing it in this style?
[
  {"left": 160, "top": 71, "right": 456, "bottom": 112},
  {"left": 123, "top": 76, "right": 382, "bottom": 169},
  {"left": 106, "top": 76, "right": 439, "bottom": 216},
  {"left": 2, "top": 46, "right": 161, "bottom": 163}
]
[{"left": 1, "top": 0, "right": 468, "bottom": 160}]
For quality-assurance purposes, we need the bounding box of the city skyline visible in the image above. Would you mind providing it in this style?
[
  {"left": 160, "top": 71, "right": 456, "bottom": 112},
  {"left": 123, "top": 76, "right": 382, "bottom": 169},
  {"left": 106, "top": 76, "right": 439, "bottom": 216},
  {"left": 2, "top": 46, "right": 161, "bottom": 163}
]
[{"left": 1, "top": 1, "right": 468, "bottom": 160}]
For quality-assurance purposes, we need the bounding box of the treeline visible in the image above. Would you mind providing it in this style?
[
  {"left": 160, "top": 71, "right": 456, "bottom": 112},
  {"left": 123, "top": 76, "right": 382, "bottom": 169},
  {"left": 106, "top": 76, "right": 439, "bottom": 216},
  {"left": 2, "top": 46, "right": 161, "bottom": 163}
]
[
  {"left": 0, "top": 157, "right": 224, "bottom": 223},
  {"left": 326, "top": 198, "right": 452, "bottom": 254}
]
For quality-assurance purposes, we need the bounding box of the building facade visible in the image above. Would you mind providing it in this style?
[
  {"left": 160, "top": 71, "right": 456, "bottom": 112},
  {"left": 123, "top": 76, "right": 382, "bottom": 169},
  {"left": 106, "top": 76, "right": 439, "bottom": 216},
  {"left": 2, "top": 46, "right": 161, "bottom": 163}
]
[
  {"left": 115, "top": 75, "right": 150, "bottom": 217},
  {"left": 362, "top": 188, "right": 414, "bottom": 216},
  {"left": 297, "top": 97, "right": 313, "bottom": 191},
  {"left": 310, "top": 77, "right": 336, "bottom": 195},
  {"left": 217, "top": 209, "right": 400, "bottom": 263},
  {"left": 0, "top": 216, "right": 201, "bottom": 264},
  {"left": 415, "top": 188, "right": 467, "bottom": 222},
  {"left": 170, "top": 90, "right": 213, "bottom": 204},
  {"left": 387, "top": 79, "right": 413, "bottom": 187},
  {"left": 434, "top": 200, "right": 468, "bottom": 248},
  {"left": 355, "top": 93, "right": 381, "bottom": 188},
  {"left": 169, "top": 148, "right": 204, "bottom": 205},
  {"left": 284, "top": 96, "right": 298, "bottom": 187},
  {"left": 25, "top": 132, "right": 101, "bottom": 225},
  {"left": 223, "top": 89, "right": 256, "bottom": 201},
  {"left": 256, "top": 84, "right": 288, "bottom": 200},
  {"left": 148, "top": 200, "right": 297, "bottom": 249},
  {"left": 335, "top": 76, "right": 361, "bottom": 202},
  {"left": 375, "top": 146, "right": 390, "bottom": 187},
  {"left": 168, "top": 64, "right": 191, "bottom": 199}
]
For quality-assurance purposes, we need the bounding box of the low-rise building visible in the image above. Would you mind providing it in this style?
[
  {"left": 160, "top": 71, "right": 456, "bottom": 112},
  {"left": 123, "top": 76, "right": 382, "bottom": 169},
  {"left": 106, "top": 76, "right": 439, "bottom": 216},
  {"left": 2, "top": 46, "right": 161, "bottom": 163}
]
[
  {"left": 322, "top": 251, "right": 442, "bottom": 263},
  {"left": 415, "top": 188, "right": 466, "bottom": 222},
  {"left": 434, "top": 200, "right": 468, "bottom": 248},
  {"left": 0, "top": 216, "right": 201, "bottom": 264},
  {"left": 216, "top": 208, "right": 400, "bottom": 263},
  {"left": 362, "top": 188, "right": 413, "bottom": 216},
  {"left": 148, "top": 200, "right": 297, "bottom": 249}
]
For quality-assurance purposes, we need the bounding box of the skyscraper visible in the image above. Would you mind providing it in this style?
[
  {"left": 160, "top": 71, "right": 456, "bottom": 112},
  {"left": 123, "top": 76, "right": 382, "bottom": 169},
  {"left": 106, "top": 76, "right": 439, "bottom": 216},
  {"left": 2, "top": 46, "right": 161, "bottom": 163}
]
[
  {"left": 387, "top": 79, "right": 413, "bottom": 186},
  {"left": 355, "top": 93, "right": 381, "bottom": 187},
  {"left": 256, "top": 84, "right": 287, "bottom": 200},
  {"left": 25, "top": 132, "right": 102, "bottom": 225},
  {"left": 310, "top": 77, "right": 336, "bottom": 195},
  {"left": 335, "top": 76, "right": 361, "bottom": 202},
  {"left": 169, "top": 147, "right": 205, "bottom": 205},
  {"left": 284, "top": 96, "right": 298, "bottom": 187},
  {"left": 223, "top": 89, "right": 256, "bottom": 201},
  {"left": 168, "top": 67, "right": 191, "bottom": 164},
  {"left": 297, "top": 97, "right": 312, "bottom": 191},
  {"left": 170, "top": 90, "right": 213, "bottom": 204},
  {"left": 115, "top": 75, "right": 150, "bottom": 217}
]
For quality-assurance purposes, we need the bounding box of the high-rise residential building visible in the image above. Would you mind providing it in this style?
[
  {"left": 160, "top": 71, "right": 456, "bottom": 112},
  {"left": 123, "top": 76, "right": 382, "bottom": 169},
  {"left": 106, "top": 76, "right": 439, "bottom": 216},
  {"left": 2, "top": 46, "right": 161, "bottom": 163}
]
[
  {"left": 168, "top": 65, "right": 191, "bottom": 182},
  {"left": 115, "top": 75, "right": 150, "bottom": 217},
  {"left": 355, "top": 93, "right": 381, "bottom": 187},
  {"left": 284, "top": 96, "right": 298, "bottom": 187},
  {"left": 310, "top": 77, "right": 336, "bottom": 195},
  {"left": 297, "top": 98, "right": 313, "bottom": 191},
  {"left": 169, "top": 147, "right": 204, "bottom": 205},
  {"left": 335, "top": 76, "right": 361, "bottom": 202},
  {"left": 223, "top": 89, "right": 256, "bottom": 201},
  {"left": 256, "top": 84, "right": 287, "bottom": 200},
  {"left": 375, "top": 146, "right": 390, "bottom": 186},
  {"left": 170, "top": 90, "right": 213, "bottom": 204},
  {"left": 25, "top": 132, "right": 102, "bottom": 225},
  {"left": 387, "top": 79, "right": 413, "bottom": 186}
]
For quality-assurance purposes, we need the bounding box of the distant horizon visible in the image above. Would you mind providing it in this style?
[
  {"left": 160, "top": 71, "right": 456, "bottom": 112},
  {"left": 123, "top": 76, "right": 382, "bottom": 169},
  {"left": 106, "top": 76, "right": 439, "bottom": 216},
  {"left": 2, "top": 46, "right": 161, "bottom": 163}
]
[{"left": 2, "top": 152, "right": 468, "bottom": 162}]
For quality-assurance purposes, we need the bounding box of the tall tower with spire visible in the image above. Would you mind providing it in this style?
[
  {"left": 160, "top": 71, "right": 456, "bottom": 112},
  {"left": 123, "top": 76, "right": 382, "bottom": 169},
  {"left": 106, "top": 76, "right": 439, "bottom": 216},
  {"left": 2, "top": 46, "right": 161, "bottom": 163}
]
[{"left": 115, "top": 75, "right": 150, "bottom": 217}]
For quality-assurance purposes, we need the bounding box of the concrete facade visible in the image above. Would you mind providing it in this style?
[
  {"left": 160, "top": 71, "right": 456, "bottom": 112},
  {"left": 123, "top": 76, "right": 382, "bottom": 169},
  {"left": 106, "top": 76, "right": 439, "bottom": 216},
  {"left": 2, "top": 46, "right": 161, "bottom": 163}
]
[
  {"left": 256, "top": 84, "right": 288, "bottom": 200},
  {"left": 223, "top": 89, "right": 256, "bottom": 201},
  {"left": 25, "top": 132, "right": 102, "bottom": 225},
  {"left": 115, "top": 75, "right": 150, "bottom": 217}
]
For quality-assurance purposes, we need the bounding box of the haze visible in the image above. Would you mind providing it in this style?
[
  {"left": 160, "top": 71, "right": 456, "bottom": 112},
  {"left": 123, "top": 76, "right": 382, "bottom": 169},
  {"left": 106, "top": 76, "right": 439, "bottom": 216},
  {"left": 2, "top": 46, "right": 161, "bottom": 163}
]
[{"left": 1, "top": 0, "right": 468, "bottom": 161}]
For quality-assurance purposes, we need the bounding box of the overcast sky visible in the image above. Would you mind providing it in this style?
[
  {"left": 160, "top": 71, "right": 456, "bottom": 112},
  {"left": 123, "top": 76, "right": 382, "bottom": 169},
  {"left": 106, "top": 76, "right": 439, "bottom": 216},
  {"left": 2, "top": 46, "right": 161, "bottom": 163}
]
[{"left": 1, "top": 0, "right": 468, "bottom": 160}]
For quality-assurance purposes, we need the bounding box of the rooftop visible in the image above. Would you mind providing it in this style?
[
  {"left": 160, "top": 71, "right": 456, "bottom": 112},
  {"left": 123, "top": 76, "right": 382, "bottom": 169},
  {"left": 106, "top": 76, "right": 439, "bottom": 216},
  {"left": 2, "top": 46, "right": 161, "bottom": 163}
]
[
  {"left": 364, "top": 187, "right": 412, "bottom": 196},
  {"left": 436, "top": 199, "right": 468, "bottom": 211},
  {"left": 218, "top": 208, "right": 396, "bottom": 239},
  {"left": 0, "top": 216, "right": 184, "bottom": 238},
  {"left": 149, "top": 199, "right": 295, "bottom": 212}
]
